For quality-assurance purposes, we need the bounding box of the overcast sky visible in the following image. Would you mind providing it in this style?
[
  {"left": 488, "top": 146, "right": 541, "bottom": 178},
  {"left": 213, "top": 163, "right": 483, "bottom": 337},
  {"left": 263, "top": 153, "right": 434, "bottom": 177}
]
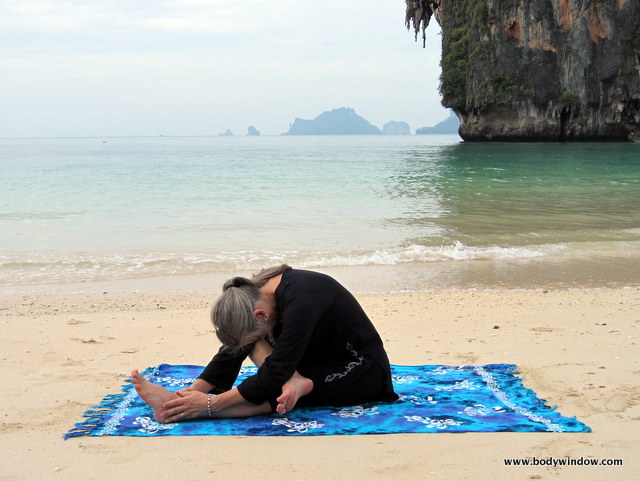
[{"left": 1, "top": 0, "right": 446, "bottom": 137}]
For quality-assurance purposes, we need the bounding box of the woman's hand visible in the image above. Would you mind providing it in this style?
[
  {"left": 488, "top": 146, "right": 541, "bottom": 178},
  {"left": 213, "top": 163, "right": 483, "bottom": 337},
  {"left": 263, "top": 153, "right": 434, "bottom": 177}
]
[
  {"left": 175, "top": 386, "right": 195, "bottom": 396},
  {"left": 160, "top": 390, "right": 208, "bottom": 423}
]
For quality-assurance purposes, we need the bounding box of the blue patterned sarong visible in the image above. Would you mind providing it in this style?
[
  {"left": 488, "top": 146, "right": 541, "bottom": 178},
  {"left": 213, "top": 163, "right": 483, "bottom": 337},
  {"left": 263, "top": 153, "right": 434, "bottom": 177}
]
[{"left": 64, "top": 363, "right": 591, "bottom": 438}]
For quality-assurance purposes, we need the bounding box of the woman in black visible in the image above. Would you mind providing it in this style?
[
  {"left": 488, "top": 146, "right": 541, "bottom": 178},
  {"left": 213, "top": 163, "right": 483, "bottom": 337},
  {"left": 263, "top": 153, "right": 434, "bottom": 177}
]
[{"left": 131, "top": 265, "right": 397, "bottom": 423}]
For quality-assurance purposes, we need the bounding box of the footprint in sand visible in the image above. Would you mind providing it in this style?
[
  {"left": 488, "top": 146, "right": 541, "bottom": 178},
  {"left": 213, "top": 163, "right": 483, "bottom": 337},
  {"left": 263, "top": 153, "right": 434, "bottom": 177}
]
[
  {"left": 0, "top": 422, "right": 25, "bottom": 434},
  {"left": 67, "top": 319, "right": 89, "bottom": 325},
  {"left": 70, "top": 336, "right": 102, "bottom": 344},
  {"left": 530, "top": 326, "right": 554, "bottom": 332}
]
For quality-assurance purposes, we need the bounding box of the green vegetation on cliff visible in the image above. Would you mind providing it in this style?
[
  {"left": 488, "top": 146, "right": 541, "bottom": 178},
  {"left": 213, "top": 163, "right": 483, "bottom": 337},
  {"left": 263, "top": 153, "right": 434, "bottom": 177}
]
[{"left": 439, "top": 0, "right": 489, "bottom": 107}]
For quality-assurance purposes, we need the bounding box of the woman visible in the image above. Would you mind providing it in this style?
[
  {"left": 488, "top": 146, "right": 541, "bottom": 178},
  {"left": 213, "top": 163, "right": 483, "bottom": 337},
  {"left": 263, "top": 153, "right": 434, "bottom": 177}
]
[{"left": 132, "top": 265, "right": 397, "bottom": 423}]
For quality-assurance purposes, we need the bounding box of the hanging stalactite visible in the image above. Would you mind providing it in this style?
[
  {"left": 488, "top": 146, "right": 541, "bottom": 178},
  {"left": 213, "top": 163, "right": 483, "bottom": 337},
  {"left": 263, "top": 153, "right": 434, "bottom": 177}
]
[{"left": 405, "top": 0, "right": 440, "bottom": 47}]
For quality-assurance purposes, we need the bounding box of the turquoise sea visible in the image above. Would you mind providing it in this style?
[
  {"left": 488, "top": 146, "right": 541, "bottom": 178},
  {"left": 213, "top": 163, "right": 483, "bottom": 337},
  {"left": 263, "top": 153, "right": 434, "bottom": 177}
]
[{"left": 1, "top": 135, "right": 639, "bottom": 292}]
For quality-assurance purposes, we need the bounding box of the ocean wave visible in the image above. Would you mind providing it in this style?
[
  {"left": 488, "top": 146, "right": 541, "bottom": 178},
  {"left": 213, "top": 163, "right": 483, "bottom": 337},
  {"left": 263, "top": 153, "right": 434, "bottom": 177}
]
[
  {"left": 301, "top": 242, "right": 551, "bottom": 267},
  {"left": 5, "top": 239, "right": 640, "bottom": 287},
  {"left": 0, "top": 242, "right": 559, "bottom": 286}
]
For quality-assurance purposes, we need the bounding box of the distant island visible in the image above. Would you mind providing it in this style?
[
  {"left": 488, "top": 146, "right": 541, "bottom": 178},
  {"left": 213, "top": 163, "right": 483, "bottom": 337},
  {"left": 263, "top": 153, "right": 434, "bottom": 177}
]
[
  {"left": 247, "top": 126, "right": 260, "bottom": 136},
  {"left": 383, "top": 121, "right": 410, "bottom": 135},
  {"left": 283, "top": 107, "right": 382, "bottom": 135},
  {"left": 415, "top": 111, "right": 460, "bottom": 135},
  {"left": 279, "top": 106, "right": 460, "bottom": 136}
]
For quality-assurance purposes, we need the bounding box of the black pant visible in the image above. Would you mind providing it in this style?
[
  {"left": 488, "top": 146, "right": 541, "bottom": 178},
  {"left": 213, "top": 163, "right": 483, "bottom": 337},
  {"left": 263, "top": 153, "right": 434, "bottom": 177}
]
[{"left": 295, "top": 362, "right": 389, "bottom": 408}]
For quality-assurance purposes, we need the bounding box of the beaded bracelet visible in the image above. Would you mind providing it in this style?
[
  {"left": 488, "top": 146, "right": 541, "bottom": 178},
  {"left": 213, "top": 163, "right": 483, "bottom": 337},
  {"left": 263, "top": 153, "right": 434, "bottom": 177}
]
[{"left": 207, "top": 394, "right": 213, "bottom": 417}]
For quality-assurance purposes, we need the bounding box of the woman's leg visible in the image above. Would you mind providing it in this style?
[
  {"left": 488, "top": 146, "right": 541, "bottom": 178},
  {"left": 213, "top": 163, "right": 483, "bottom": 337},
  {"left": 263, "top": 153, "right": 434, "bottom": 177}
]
[
  {"left": 131, "top": 369, "right": 179, "bottom": 423},
  {"left": 248, "top": 338, "right": 273, "bottom": 367},
  {"left": 305, "top": 363, "right": 388, "bottom": 408},
  {"left": 131, "top": 370, "right": 272, "bottom": 422},
  {"left": 131, "top": 340, "right": 276, "bottom": 422},
  {"left": 250, "top": 339, "right": 313, "bottom": 414},
  {"left": 131, "top": 338, "right": 313, "bottom": 422}
]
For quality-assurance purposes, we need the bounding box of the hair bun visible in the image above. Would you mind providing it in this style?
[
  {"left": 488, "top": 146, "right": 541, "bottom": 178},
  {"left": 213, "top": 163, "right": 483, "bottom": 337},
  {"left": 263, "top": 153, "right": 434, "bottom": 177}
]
[{"left": 222, "top": 276, "right": 253, "bottom": 291}]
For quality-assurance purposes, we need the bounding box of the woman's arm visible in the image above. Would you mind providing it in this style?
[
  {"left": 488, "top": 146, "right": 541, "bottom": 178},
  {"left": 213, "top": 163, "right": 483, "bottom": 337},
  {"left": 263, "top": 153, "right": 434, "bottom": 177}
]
[
  {"left": 160, "top": 386, "right": 270, "bottom": 421},
  {"left": 197, "top": 345, "right": 246, "bottom": 391},
  {"left": 181, "top": 378, "right": 215, "bottom": 393},
  {"left": 236, "top": 291, "right": 329, "bottom": 405}
]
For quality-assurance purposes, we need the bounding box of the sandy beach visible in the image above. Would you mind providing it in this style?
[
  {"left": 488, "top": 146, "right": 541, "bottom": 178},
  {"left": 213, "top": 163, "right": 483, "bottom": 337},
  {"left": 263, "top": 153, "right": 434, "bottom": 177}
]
[{"left": 1, "top": 285, "right": 638, "bottom": 481}]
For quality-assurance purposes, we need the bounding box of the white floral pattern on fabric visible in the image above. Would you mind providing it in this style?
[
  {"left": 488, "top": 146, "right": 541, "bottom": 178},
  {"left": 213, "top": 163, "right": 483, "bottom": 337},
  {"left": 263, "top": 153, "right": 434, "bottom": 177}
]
[
  {"left": 430, "top": 367, "right": 453, "bottom": 375},
  {"left": 96, "top": 385, "right": 140, "bottom": 435},
  {"left": 133, "top": 416, "right": 176, "bottom": 434},
  {"left": 405, "top": 416, "right": 463, "bottom": 429},
  {"left": 272, "top": 418, "right": 324, "bottom": 433},
  {"left": 331, "top": 406, "right": 379, "bottom": 418},
  {"left": 399, "top": 394, "right": 438, "bottom": 405},
  {"left": 474, "top": 366, "right": 564, "bottom": 432},
  {"left": 458, "top": 404, "right": 506, "bottom": 416},
  {"left": 239, "top": 367, "right": 257, "bottom": 376},
  {"left": 153, "top": 376, "right": 197, "bottom": 387},
  {"left": 434, "top": 380, "right": 479, "bottom": 391},
  {"left": 392, "top": 375, "right": 419, "bottom": 384}
]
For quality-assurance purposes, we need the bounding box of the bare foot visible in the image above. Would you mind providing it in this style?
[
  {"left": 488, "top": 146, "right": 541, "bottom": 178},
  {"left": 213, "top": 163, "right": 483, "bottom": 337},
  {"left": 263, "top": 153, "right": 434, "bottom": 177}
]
[
  {"left": 276, "top": 373, "right": 313, "bottom": 415},
  {"left": 131, "top": 369, "right": 179, "bottom": 423}
]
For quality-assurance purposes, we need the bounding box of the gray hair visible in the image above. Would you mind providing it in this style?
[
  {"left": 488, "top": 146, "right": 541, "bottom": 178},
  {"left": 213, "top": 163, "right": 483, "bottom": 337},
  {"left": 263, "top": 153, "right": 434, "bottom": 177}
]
[{"left": 211, "top": 264, "right": 290, "bottom": 352}]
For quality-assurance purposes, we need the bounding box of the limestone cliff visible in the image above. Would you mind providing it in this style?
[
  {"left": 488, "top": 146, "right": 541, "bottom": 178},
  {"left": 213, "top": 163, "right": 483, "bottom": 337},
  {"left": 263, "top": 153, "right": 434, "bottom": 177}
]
[{"left": 406, "top": 0, "right": 640, "bottom": 141}]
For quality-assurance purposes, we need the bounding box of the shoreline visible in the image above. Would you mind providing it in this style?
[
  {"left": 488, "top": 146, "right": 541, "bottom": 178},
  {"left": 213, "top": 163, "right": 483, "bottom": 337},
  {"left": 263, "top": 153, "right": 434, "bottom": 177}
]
[
  {"left": 2, "top": 255, "right": 640, "bottom": 296},
  {"left": 1, "top": 284, "right": 639, "bottom": 480}
]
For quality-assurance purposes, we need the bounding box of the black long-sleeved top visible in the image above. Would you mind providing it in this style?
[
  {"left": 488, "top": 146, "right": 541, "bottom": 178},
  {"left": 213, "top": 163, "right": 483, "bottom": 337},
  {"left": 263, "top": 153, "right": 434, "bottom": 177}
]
[{"left": 198, "top": 269, "right": 397, "bottom": 405}]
